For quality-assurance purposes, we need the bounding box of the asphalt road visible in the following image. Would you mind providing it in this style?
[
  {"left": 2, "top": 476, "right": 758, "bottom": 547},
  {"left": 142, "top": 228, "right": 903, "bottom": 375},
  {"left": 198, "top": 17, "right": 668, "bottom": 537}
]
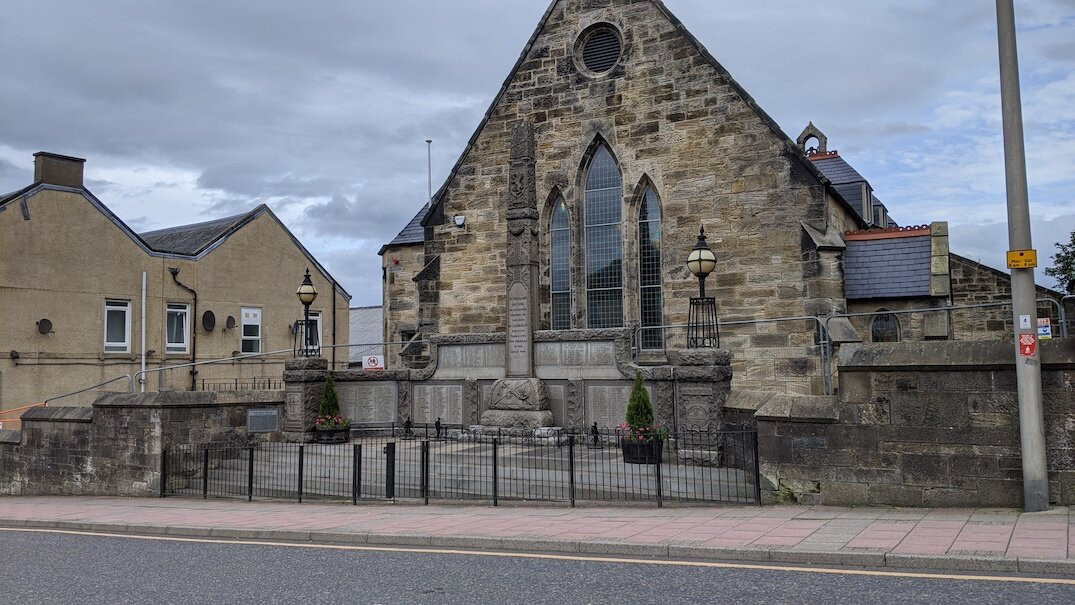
[{"left": 1, "top": 529, "right": 1073, "bottom": 604}]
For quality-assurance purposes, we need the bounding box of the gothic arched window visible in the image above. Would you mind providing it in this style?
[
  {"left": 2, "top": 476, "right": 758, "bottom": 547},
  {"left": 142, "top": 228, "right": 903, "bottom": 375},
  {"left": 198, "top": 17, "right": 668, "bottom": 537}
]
[
  {"left": 639, "top": 187, "right": 663, "bottom": 348},
  {"left": 871, "top": 311, "right": 900, "bottom": 343},
  {"left": 550, "top": 196, "right": 570, "bottom": 330},
  {"left": 584, "top": 145, "right": 623, "bottom": 328}
]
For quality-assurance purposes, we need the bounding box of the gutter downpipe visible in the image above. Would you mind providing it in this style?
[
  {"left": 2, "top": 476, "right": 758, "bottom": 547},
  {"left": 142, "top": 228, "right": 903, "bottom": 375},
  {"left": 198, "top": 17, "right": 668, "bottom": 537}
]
[
  {"left": 331, "top": 278, "right": 338, "bottom": 369},
  {"left": 140, "top": 271, "right": 147, "bottom": 393},
  {"left": 168, "top": 267, "right": 198, "bottom": 391}
]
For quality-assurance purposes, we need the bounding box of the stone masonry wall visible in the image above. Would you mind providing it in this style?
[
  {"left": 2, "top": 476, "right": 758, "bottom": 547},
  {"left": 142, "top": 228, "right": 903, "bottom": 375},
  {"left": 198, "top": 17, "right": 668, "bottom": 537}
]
[
  {"left": 0, "top": 391, "right": 283, "bottom": 496},
  {"left": 950, "top": 255, "right": 1061, "bottom": 340},
  {"left": 422, "top": 0, "right": 858, "bottom": 395},
  {"left": 382, "top": 243, "right": 424, "bottom": 369},
  {"left": 756, "top": 339, "right": 1075, "bottom": 507}
]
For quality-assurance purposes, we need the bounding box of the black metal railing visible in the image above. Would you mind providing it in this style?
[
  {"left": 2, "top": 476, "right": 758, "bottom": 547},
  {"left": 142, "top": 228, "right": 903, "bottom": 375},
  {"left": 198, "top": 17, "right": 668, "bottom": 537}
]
[
  {"left": 199, "top": 378, "right": 284, "bottom": 391},
  {"left": 162, "top": 427, "right": 760, "bottom": 507}
]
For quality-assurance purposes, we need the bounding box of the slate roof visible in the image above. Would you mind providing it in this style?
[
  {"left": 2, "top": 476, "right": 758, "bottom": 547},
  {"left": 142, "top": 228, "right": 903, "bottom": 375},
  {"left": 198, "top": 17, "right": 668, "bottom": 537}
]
[
  {"left": 2, "top": 171, "right": 351, "bottom": 300},
  {"left": 348, "top": 305, "right": 384, "bottom": 362},
  {"left": 379, "top": 203, "right": 427, "bottom": 255},
  {"left": 139, "top": 210, "right": 255, "bottom": 255},
  {"left": 844, "top": 234, "right": 931, "bottom": 299},
  {"left": 810, "top": 154, "right": 867, "bottom": 185}
]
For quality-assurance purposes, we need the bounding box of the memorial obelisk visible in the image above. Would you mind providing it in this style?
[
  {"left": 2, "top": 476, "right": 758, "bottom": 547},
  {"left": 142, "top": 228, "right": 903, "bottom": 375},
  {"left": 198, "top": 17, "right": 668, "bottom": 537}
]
[{"left": 479, "top": 121, "right": 554, "bottom": 429}]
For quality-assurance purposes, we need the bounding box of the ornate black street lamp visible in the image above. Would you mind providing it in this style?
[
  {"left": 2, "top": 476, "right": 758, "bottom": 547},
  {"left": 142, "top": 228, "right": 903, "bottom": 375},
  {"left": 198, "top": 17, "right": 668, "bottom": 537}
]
[
  {"left": 686, "top": 226, "right": 719, "bottom": 348},
  {"left": 296, "top": 268, "right": 318, "bottom": 356}
]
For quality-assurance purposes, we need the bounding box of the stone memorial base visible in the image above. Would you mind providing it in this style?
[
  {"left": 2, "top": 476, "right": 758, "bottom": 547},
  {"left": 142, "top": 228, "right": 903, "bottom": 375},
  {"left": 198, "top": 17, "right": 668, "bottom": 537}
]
[
  {"left": 478, "top": 409, "right": 554, "bottom": 429},
  {"left": 479, "top": 377, "right": 554, "bottom": 429}
]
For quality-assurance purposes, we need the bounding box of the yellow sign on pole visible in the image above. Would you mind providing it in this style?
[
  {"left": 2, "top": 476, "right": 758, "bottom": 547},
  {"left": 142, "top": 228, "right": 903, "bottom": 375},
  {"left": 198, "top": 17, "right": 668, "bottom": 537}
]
[{"left": 1006, "top": 249, "right": 1037, "bottom": 269}]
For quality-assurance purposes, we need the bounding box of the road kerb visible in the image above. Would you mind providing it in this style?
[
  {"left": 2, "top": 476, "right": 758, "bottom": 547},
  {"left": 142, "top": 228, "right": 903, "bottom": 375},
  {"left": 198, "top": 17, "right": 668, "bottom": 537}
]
[
  {"left": 1016, "top": 558, "right": 1075, "bottom": 575},
  {"left": 255, "top": 529, "right": 312, "bottom": 542},
  {"left": 365, "top": 533, "right": 432, "bottom": 547},
  {"left": 769, "top": 549, "right": 886, "bottom": 568},
  {"left": 666, "top": 545, "right": 771, "bottom": 562},
  {"left": 164, "top": 525, "right": 213, "bottom": 537},
  {"left": 207, "top": 527, "right": 262, "bottom": 540},
  {"left": 885, "top": 553, "right": 1019, "bottom": 572},
  {"left": 577, "top": 541, "right": 670, "bottom": 557}
]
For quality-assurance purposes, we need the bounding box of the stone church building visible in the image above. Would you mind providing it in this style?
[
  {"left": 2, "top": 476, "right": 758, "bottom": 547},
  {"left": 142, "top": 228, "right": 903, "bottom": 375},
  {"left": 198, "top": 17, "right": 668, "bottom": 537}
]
[{"left": 379, "top": 0, "right": 1060, "bottom": 400}]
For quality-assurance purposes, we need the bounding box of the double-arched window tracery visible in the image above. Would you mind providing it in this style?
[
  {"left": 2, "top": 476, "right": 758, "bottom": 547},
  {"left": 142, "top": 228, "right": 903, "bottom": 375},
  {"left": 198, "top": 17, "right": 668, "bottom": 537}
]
[
  {"left": 583, "top": 145, "right": 624, "bottom": 329},
  {"left": 549, "top": 196, "right": 571, "bottom": 330},
  {"left": 546, "top": 141, "right": 664, "bottom": 346},
  {"left": 638, "top": 187, "right": 663, "bottom": 349}
]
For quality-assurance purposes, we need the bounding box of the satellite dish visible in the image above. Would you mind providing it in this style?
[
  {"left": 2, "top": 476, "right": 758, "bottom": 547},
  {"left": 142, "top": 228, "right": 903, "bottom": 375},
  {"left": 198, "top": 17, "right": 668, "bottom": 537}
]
[
  {"left": 202, "top": 310, "right": 216, "bottom": 332},
  {"left": 37, "top": 318, "right": 53, "bottom": 335},
  {"left": 225, "top": 315, "right": 236, "bottom": 330}
]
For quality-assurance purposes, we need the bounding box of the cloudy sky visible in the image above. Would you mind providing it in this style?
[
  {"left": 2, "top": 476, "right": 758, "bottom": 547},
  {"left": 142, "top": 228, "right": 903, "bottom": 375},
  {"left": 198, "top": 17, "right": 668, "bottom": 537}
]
[{"left": 2, "top": 0, "right": 1073, "bottom": 304}]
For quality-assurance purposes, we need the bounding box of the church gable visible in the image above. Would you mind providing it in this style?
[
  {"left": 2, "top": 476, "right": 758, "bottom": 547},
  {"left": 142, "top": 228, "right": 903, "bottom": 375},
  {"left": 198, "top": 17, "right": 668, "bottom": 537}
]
[{"left": 425, "top": 0, "right": 845, "bottom": 336}]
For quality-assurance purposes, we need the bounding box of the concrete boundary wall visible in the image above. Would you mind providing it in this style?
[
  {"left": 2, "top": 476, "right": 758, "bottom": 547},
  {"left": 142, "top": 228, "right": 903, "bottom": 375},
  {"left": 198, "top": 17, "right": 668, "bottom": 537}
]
[{"left": 753, "top": 339, "right": 1075, "bottom": 506}]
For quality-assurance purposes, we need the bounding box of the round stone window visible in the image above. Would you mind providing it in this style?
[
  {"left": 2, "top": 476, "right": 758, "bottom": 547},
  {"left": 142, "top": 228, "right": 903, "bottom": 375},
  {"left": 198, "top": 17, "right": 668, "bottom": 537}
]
[{"left": 575, "top": 24, "right": 622, "bottom": 75}]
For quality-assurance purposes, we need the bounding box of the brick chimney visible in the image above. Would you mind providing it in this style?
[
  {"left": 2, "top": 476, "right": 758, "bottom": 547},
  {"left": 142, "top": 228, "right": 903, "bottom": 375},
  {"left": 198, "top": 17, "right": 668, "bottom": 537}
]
[{"left": 33, "top": 152, "right": 86, "bottom": 189}]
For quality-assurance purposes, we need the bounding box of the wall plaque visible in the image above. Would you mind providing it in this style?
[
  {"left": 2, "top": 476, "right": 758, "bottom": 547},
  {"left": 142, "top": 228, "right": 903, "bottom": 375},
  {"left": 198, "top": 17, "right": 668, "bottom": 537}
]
[
  {"left": 247, "top": 409, "right": 279, "bottom": 433},
  {"left": 413, "top": 384, "right": 464, "bottom": 424},
  {"left": 339, "top": 381, "right": 398, "bottom": 424}
]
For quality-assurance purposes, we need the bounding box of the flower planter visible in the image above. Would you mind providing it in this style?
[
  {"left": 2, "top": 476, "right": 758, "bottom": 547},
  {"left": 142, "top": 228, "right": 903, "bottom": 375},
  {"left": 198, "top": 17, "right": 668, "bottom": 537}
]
[
  {"left": 621, "top": 439, "right": 662, "bottom": 464},
  {"left": 313, "top": 426, "right": 350, "bottom": 444}
]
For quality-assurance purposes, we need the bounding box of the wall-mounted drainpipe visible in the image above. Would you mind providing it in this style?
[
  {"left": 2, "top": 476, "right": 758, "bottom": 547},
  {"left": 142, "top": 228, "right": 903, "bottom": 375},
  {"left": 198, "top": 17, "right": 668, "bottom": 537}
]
[
  {"left": 168, "top": 267, "right": 198, "bottom": 391},
  {"left": 331, "top": 278, "right": 338, "bottom": 369},
  {"left": 140, "top": 271, "right": 147, "bottom": 392}
]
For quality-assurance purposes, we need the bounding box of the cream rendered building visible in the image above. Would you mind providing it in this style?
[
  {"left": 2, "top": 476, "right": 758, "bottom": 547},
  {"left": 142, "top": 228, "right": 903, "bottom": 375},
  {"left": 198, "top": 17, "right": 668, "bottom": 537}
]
[{"left": 0, "top": 152, "right": 350, "bottom": 412}]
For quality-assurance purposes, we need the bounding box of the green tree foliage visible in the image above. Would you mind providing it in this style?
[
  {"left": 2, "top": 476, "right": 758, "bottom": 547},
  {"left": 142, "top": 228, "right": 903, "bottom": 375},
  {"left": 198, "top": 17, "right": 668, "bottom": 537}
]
[
  {"left": 1044, "top": 230, "right": 1075, "bottom": 294},
  {"left": 319, "top": 372, "right": 341, "bottom": 418},
  {"left": 625, "top": 371, "right": 654, "bottom": 431}
]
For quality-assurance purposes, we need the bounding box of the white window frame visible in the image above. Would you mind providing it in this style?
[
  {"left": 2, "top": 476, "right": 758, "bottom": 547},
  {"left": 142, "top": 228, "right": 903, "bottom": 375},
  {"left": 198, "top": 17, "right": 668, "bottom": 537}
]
[
  {"left": 165, "top": 303, "right": 190, "bottom": 354},
  {"left": 241, "top": 306, "right": 262, "bottom": 354},
  {"left": 104, "top": 299, "right": 131, "bottom": 353},
  {"left": 305, "top": 310, "right": 323, "bottom": 355}
]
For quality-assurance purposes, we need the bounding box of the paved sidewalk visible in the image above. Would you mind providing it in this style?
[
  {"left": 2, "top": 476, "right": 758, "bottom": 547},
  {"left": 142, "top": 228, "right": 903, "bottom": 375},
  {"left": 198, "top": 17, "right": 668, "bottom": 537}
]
[{"left": 1, "top": 496, "right": 1073, "bottom": 574}]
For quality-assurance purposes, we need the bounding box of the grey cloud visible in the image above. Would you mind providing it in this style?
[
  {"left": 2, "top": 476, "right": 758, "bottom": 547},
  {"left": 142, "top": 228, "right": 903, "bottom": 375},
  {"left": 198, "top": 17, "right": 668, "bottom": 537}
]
[
  {"left": 319, "top": 244, "right": 387, "bottom": 305},
  {"left": 950, "top": 213, "right": 1075, "bottom": 292},
  {"left": 0, "top": 158, "right": 25, "bottom": 193}
]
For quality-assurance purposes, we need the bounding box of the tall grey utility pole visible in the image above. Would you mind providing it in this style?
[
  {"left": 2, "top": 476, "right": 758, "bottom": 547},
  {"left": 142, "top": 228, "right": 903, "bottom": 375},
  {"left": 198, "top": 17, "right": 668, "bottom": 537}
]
[
  {"left": 426, "top": 139, "right": 433, "bottom": 203},
  {"left": 996, "top": 0, "right": 1049, "bottom": 512}
]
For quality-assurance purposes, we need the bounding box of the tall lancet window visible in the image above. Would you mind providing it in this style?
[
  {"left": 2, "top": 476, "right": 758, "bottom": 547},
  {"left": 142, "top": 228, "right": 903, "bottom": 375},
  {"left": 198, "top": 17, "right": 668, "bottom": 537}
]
[
  {"left": 638, "top": 187, "right": 663, "bottom": 349},
  {"left": 584, "top": 145, "right": 623, "bottom": 328},
  {"left": 550, "top": 196, "right": 571, "bottom": 330}
]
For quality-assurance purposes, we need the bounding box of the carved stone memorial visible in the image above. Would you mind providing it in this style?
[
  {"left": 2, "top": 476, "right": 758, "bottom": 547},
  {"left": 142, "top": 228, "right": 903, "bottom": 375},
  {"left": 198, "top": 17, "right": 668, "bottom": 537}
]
[{"left": 479, "top": 121, "right": 554, "bottom": 429}]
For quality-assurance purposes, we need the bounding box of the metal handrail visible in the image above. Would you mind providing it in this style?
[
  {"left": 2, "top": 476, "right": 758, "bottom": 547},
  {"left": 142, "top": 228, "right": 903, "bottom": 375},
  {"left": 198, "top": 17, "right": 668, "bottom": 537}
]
[
  {"left": 134, "top": 348, "right": 295, "bottom": 387},
  {"left": 0, "top": 402, "right": 48, "bottom": 418},
  {"left": 629, "top": 315, "right": 833, "bottom": 395},
  {"left": 136, "top": 340, "right": 435, "bottom": 388},
  {"left": 824, "top": 298, "right": 1061, "bottom": 330},
  {"left": 43, "top": 374, "right": 134, "bottom": 405}
]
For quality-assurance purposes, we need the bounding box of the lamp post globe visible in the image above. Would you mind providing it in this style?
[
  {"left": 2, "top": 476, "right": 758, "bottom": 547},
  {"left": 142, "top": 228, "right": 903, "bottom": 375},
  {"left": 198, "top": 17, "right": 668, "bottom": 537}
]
[
  {"left": 686, "top": 225, "right": 716, "bottom": 298},
  {"left": 296, "top": 268, "right": 318, "bottom": 356}
]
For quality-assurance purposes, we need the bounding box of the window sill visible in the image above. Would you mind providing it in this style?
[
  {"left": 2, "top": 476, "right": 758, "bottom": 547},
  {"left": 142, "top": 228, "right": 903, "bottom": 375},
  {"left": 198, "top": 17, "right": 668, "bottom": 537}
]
[{"left": 100, "top": 352, "right": 136, "bottom": 361}]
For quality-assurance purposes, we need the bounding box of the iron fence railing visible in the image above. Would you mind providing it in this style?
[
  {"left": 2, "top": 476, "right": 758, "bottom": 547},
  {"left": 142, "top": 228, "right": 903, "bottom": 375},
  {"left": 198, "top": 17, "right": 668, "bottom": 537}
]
[
  {"left": 162, "top": 427, "right": 760, "bottom": 507},
  {"left": 199, "top": 378, "right": 284, "bottom": 392}
]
